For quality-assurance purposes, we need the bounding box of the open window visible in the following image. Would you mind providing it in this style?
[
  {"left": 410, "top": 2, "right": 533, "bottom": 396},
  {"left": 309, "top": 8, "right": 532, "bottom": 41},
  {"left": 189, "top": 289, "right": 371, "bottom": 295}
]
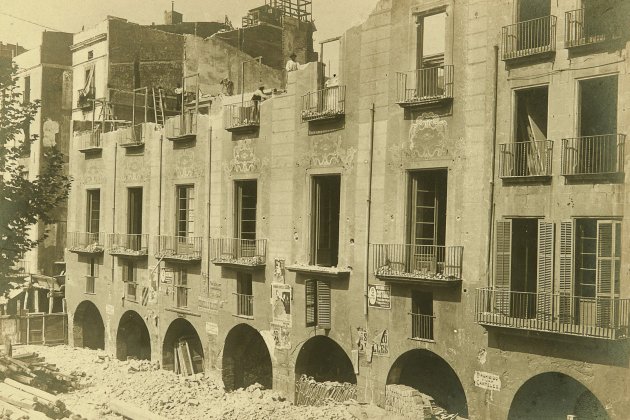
[
  {"left": 86, "top": 189, "right": 100, "bottom": 234},
  {"left": 411, "top": 291, "right": 434, "bottom": 340},
  {"left": 236, "top": 272, "right": 253, "bottom": 317},
  {"left": 174, "top": 267, "right": 189, "bottom": 308},
  {"left": 311, "top": 175, "right": 341, "bottom": 267},
  {"left": 305, "top": 279, "right": 331, "bottom": 329},
  {"left": 176, "top": 185, "right": 194, "bottom": 238},
  {"left": 128, "top": 188, "right": 143, "bottom": 235},
  {"left": 235, "top": 180, "right": 257, "bottom": 241},
  {"left": 416, "top": 12, "right": 446, "bottom": 69},
  {"left": 123, "top": 260, "right": 138, "bottom": 302}
]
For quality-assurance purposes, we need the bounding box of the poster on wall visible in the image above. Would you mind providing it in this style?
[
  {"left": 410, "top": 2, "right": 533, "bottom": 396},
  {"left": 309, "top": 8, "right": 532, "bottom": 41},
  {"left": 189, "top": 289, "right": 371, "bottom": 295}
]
[
  {"left": 356, "top": 327, "right": 368, "bottom": 354},
  {"left": 372, "top": 329, "right": 389, "bottom": 357},
  {"left": 367, "top": 284, "right": 391, "bottom": 309},
  {"left": 271, "top": 322, "right": 291, "bottom": 349},
  {"left": 274, "top": 258, "right": 286, "bottom": 281},
  {"left": 271, "top": 283, "right": 292, "bottom": 326},
  {"left": 162, "top": 268, "right": 173, "bottom": 284}
]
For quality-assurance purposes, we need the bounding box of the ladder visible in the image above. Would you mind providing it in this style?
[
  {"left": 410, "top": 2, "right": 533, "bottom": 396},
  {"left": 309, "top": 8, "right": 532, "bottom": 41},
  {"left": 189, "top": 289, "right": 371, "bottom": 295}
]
[{"left": 153, "top": 87, "right": 165, "bottom": 126}]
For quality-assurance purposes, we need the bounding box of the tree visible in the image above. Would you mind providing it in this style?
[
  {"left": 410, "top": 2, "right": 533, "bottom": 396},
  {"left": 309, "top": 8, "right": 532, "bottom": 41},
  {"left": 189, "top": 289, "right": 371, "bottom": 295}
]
[{"left": 0, "top": 62, "right": 71, "bottom": 291}]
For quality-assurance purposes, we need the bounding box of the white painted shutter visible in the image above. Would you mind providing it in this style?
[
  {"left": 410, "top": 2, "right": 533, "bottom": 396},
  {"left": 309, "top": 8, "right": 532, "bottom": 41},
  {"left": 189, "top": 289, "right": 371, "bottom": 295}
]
[
  {"left": 305, "top": 280, "right": 316, "bottom": 327},
  {"left": 536, "top": 220, "right": 554, "bottom": 322},
  {"left": 596, "top": 221, "right": 621, "bottom": 328},
  {"left": 494, "top": 220, "right": 512, "bottom": 315},
  {"left": 316, "top": 280, "right": 331, "bottom": 329},
  {"left": 559, "top": 220, "right": 574, "bottom": 324}
]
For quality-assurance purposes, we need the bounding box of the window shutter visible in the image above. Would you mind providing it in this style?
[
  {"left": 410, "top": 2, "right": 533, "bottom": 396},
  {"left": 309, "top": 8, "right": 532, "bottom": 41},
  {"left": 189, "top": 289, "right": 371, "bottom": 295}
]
[
  {"left": 536, "top": 220, "right": 554, "bottom": 322},
  {"left": 305, "top": 280, "right": 316, "bottom": 327},
  {"left": 316, "top": 280, "right": 331, "bottom": 329},
  {"left": 596, "top": 221, "right": 620, "bottom": 328},
  {"left": 559, "top": 220, "right": 574, "bottom": 324},
  {"left": 494, "top": 220, "right": 512, "bottom": 315}
]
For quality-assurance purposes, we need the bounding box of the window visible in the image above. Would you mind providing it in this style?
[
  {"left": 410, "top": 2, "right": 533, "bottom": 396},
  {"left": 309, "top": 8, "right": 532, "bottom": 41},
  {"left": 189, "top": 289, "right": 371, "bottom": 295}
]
[
  {"left": 86, "top": 189, "right": 100, "bottom": 233},
  {"left": 20, "top": 75, "right": 31, "bottom": 157},
  {"left": 517, "top": 0, "right": 550, "bottom": 22},
  {"left": 416, "top": 11, "right": 446, "bottom": 68},
  {"left": 411, "top": 291, "right": 434, "bottom": 340},
  {"left": 579, "top": 76, "right": 617, "bottom": 137},
  {"left": 305, "top": 279, "right": 331, "bottom": 329},
  {"left": 311, "top": 175, "right": 341, "bottom": 267},
  {"left": 123, "top": 261, "right": 137, "bottom": 301},
  {"left": 581, "top": 0, "right": 624, "bottom": 40},
  {"left": 23, "top": 76, "right": 30, "bottom": 103},
  {"left": 174, "top": 267, "right": 189, "bottom": 308},
  {"left": 87, "top": 50, "right": 94, "bottom": 60},
  {"left": 235, "top": 180, "right": 257, "bottom": 241},
  {"left": 86, "top": 257, "right": 98, "bottom": 294},
  {"left": 128, "top": 188, "right": 143, "bottom": 234},
  {"left": 176, "top": 185, "right": 194, "bottom": 237},
  {"left": 408, "top": 170, "right": 447, "bottom": 247},
  {"left": 236, "top": 272, "right": 253, "bottom": 317}
]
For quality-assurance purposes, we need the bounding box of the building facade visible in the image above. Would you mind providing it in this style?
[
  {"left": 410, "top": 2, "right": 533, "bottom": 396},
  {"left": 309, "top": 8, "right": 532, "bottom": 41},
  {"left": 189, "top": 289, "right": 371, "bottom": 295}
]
[{"left": 64, "top": 0, "right": 630, "bottom": 419}]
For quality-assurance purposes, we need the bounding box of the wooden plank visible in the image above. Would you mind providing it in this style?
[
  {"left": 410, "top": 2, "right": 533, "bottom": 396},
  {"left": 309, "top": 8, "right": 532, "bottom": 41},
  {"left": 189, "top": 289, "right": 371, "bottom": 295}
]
[{"left": 4, "top": 378, "right": 57, "bottom": 403}]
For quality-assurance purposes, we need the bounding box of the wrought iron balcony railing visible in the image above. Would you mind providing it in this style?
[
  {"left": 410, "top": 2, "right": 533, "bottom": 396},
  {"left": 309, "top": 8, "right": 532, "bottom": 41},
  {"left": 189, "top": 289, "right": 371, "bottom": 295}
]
[
  {"left": 499, "top": 140, "right": 553, "bottom": 178},
  {"left": 410, "top": 312, "right": 435, "bottom": 341},
  {"left": 372, "top": 244, "right": 463, "bottom": 284},
  {"left": 396, "top": 66, "right": 454, "bottom": 107},
  {"left": 476, "top": 288, "right": 630, "bottom": 340},
  {"left": 210, "top": 238, "right": 267, "bottom": 268},
  {"left": 234, "top": 293, "right": 254, "bottom": 317},
  {"left": 68, "top": 232, "right": 104, "bottom": 254},
  {"left": 118, "top": 124, "right": 146, "bottom": 147},
  {"left": 301, "top": 86, "right": 346, "bottom": 122},
  {"left": 502, "top": 16, "right": 557, "bottom": 60},
  {"left": 154, "top": 235, "right": 202, "bottom": 261},
  {"left": 561, "top": 134, "right": 625, "bottom": 176},
  {"left": 107, "top": 233, "right": 149, "bottom": 257},
  {"left": 75, "top": 129, "right": 102, "bottom": 153},
  {"left": 224, "top": 100, "right": 260, "bottom": 132},
  {"left": 165, "top": 112, "right": 197, "bottom": 141},
  {"left": 565, "top": 8, "right": 624, "bottom": 48}
]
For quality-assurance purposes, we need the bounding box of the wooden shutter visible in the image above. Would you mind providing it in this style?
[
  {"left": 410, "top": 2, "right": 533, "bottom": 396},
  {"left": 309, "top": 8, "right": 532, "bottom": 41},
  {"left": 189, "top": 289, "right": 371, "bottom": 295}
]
[
  {"left": 559, "top": 220, "right": 574, "bottom": 324},
  {"left": 596, "top": 221, "right": 620, "bottom": 328},
  {"left": 305, "top": 280, "right": 316, "bottom": 327},
  {"left": 536, "top": 220, "right": 554, "bottom": 322},
  {"left": 316, "top": 280, "right": 332, "bottom": 329},
  {"left": 494, "top": 220, "right": 512, "bottom": 315}
]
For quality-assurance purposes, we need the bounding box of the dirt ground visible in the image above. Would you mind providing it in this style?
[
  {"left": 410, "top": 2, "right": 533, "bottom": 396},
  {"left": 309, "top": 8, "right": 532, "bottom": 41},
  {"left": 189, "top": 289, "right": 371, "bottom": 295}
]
[{"left": 14, "top": 345, "right": 395, "bottom": 420}]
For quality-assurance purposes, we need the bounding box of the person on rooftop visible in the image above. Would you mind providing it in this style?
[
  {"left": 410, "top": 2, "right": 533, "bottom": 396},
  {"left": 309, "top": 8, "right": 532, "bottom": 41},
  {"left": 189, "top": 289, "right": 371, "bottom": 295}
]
[{"left": 285, "top": 53, "right": 299, "bottom": 72}]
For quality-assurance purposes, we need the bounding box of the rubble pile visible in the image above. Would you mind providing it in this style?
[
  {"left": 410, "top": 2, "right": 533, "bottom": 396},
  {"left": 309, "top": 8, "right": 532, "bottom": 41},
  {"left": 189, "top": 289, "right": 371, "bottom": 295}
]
[
  {"left": 385, "top": 384, "right": 465, "bottom": 420},
  {"left": 18, "top": 345, "right": 357, "bottom": 420},
  {"left": 294, "top": 375, "right": 358, "bottom": 406}
]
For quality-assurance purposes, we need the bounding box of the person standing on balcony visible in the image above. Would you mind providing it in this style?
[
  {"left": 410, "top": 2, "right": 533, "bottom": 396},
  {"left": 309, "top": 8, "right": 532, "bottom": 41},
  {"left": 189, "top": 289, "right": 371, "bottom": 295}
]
[
  {"left": 174, "top": 82, "right": 183, "bottom": 111},
  {"left": 324, "top": 74, "right": 339, "bottom": 112},
  {"left": 285, "top": 52, "right": 299, "bottom": 72},
  {"left": 251, "top": 85, "right": 269, "bottom": 122}
]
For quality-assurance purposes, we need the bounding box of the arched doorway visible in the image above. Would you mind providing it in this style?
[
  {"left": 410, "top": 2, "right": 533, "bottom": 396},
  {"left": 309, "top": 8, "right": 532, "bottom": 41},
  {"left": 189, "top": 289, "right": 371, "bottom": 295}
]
[
  {"left": 116, "top": 310, "right": 151, "bottom": 361},
  {"left": 162, "top": 318, "right": 204, "bottom": 374},
  {"left": 73, "top": 300, "right": 105, "bottom": 350},
  {"left": 508, "top": 372, "right": 608, "bottom": 420},
  {"left": 386, "top": 349, "right": 468, "bottom": 417},
  {"left": 295, "top": 335, "right": 357, "bottom": 384},
  {"left": 222, "top": 324, "right": 273, "bottom": 391}
]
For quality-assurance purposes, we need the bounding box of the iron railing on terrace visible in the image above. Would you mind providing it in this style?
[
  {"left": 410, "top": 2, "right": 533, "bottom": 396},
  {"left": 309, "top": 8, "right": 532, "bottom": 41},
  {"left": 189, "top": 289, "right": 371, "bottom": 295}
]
[
  {"left": 565, "top": 8, "right": 624, "bottom": 48},
  {"left": 85, "top": 276, "right": 96, "bottom": 294},
  {"left": 118, "top": 124, "right": 146, "bottom": 147},
  {"left": 224, "top": 101, "right": 260, "bottom": 131},
  {"left": 475, "top": 288, "right": 630, "bottom": 340},
  {"left": 154, "top": 235, "right": 202, "bottom": 261},
  {"left": 68, "top": 232, "right": 104, "bottom": 253},
  {"left": 165, "top": 112, "right": 197, "bottom": 140},
  {"left": 396, "top": 66, "right": 454, "bottom": 106},
  {"left": 210, "top": 238, "right": 267, "bottom": 267},
  {"left": 75, "top": 129, "right": 102, "bottom": 152},
  {"left": 499, "top": 140, "right": 553, "bottom": 178},
  {"left": 301, "top": 86, "right": 346, "bottom": 122},
  {"left": 502, "top": 16, "right": 557, "bottom": 60},
  {"left": 107, "top": 233, "right": 149, "bottom": 256},
  {"left": 410, "top": 313, "right": 435, "bottom": 341},
  {"left": 561, "top": 134, "right": 625, "bottom": 176},
  {"left": 372, "top": 244, "right": 463, "bottom": 283},
  {"left": 234, "top": 293, "right": 254, "bottom": 317}
]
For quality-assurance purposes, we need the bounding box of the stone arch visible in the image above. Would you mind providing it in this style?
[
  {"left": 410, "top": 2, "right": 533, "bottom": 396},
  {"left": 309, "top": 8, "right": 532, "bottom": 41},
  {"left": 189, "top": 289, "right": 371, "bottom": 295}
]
[
  {"left": 386, "top": 349, "right": 468, "bottom": 417},
  {"left": 116, "top": 310, "right": 151, "bottom": 361},
  {"left": 162, "top": 318, "right": 204, "bottom": 374},
  {"left": 222, "top": 323, "right": 273, "bottom": 391},
  {"left": 295, "top": 335, "right": 356, "bottom": 384},
  {"left": 508, "top": 372, "right": 608, "bottom": 420},
  {"left": 73, "top": 300, "right": 105, "bottom": 350}
]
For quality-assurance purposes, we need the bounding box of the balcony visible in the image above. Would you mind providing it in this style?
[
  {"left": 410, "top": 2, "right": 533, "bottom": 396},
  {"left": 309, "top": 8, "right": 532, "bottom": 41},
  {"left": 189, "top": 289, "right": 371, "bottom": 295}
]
[
  {"left": 10, "top": 260, "right": 30, "bottom": 277},
  {"left": 396, "top": 66, "right": 453, "bottom": 108},
  {"left": 85, "top": 276, "right": 95, "bottom": 294},
  {"left": 68, "top": 232, "right": 104, "bottom": 254},
  {"left": 154, "top": 235, "right": 202, "bottom": 262},
  {"left": 476, "top": 288, "right": 630, "bottom": 340},
  {"left": 76, "top": 87, "right": 95, "bottom": 110},
  {"left": 502, "top": 16, "right": 557, "bottom": 61},
  {"left": 118, "top": 124, "right": 145, "bottom": 148},
  {"left": 224, "top": 101, "right": 260, "bottom": 133},
  {"left": 165, "top": 112, "right": 197, "bottom": 142},
  {"left": 410, "top": 313, "right": 435, "bottom": 342},
  {"left": 106, "top": 233, "right": 148, "bottom": 257},
  {"left": 210, "top": 238, "right": 266, "bottom": 270},
  {"left": 372, "top": 244, "right": 463, "bottom": 286},
  {"left": 499, "top": 140, "right": 553, "bottom": 179},
  {"left": 301, "top": 86, "right": 346, "bottom": 122},
  {"left": 234, "top": 293, "right": 254, "bottom": 318},
  {"left": 565, "top": 8, "right": 624, "bottom": 50},
  {"left": 561, "top": 134, "right": 625, "bottom": 177},
  {"left": 75, "top": 129, "right": 102, "bottom": 153}
]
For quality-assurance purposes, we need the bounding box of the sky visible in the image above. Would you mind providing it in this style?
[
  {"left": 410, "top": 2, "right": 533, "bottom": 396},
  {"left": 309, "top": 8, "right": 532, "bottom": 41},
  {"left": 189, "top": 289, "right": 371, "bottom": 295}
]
[{"left": 0, "top": 0, "right": 381, "bottom": 50}]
